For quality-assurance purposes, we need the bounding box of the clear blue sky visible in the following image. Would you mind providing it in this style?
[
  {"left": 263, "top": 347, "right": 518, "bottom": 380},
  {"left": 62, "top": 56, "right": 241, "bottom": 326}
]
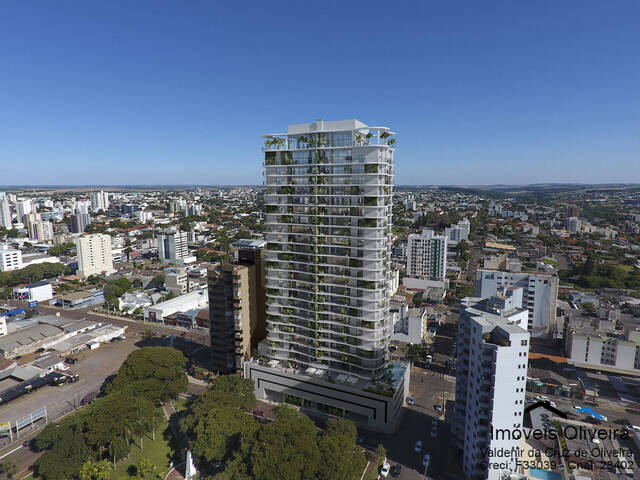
[{"left": 1, "top": 1, "right": 638, "bottom": 186}]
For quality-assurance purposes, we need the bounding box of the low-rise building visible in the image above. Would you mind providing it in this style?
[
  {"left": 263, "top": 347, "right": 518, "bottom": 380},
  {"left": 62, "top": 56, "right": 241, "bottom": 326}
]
[
  {"left": 0, "top": 244, "right": 22, "bottom": 272},
  {"left": 12, "top": 280, "right": 53, "bottom": 303},
  {"left": 144, "top": 289, "right": 208, "bottom": 324}
]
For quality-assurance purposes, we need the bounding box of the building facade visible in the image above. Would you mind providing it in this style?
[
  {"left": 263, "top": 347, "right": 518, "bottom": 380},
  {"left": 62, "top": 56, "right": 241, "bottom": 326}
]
[
  {"left": 76, "top": 234, "right": 115, "bottom": 277},
  {"left": 90, "top": 191, "right": 110, "bottom": 212},
  {"left": 445, "top": 218, "right": 471, "bottom": 243},
  {"left": 477, "top": 269, "right": 558, "bottom": 338},
  {"left": 453, "top": 287, "right": 530, "bottom": 480},
  {"left": 70, "top": 210, "right": 91, "bottom": 233},
  {"left": 0, "top": 245, "right": 23, "bottom": 272},
  {"left": 208, "top": 239, "right": 267, "bottom": 374},
  {"left": 0, "top": 195, "right": 11, "bottom": 229},
  {"left": 406, "top": 229, "right": 448, "bottom": 281},
  {"left": 244, "top": 119, "right": 408, "bottom": 432},
  {"left": 158, "top": 230, "right": 189, "bottom": 262}
]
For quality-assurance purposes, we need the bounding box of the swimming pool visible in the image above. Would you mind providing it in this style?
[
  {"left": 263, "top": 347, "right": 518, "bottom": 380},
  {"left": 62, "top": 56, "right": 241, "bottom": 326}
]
[{"left": 529, "top": 468, "right": 562, "bottom": 480}]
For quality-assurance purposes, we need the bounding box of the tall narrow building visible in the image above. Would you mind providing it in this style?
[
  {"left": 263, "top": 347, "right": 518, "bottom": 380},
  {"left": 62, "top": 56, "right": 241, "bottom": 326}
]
[
  {"left": 406, "top": 229, "right": 448, "bottom": 281},
  {"left": 453, "top": 286, "right": 530, "bottom": 480},
  {"left": 244, "top": 119, "right": 408, "bottom": 432},
  {"left": 208, "top": 239, "right": 267, "bottom": 374},
  {"left": 76, "top": 233, "right": 115, "bottom": 277},
  {"left": 158, "top": 229, "right": 189, "bottom": 262}
]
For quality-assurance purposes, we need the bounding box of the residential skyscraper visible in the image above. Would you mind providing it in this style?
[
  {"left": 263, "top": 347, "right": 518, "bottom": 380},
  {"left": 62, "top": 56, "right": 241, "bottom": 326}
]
[
  {"left": 70, "top": 210, "right": 92, "bottom": 233},
  {"left": 90, "top": 191, "right": 110, "bottom": 212},
  {"left": 453, "top": 287, "right": 530, "bottom": 480},
  {"left": 158, "top": 230, "right": 188, "bottom": 262},
  {"left": 0, "top": 195, "right": 12, "bottom": 229},
  {"left": 406, "top": 229, "right": 448, "bottom": 280},
  {"left": 208, "top": 239, "right": 267, "bottom": 374},
  {"left": 244, "top": 119, "right": 408, "bottom": 432},
  {"left": 476, "top": 269, "right": 559, "bottom": 338},
  {"left": 16, "top": 199, "right": 32, "bottom": 222},
  {"left": 76, "top": 234, "right": 115, "bottom": 277}
]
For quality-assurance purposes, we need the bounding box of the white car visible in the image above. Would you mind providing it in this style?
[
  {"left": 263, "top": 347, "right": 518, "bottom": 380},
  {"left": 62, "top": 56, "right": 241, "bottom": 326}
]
[
  {"left": 633, "top": 425, "right": 640, "bottom": 432},
  {"left": 536, "top": 395, "right": 549, "bottom": 402},
  {"left": 407, "top": 396, "right": 415, "bottom": 405},
  {"left": 549, "top": 401, "right": 556, "bottom": 408},
  {"left": 380, "top": 462, "right": 390, "bottom": 478},
  {"left": 414, "top": 440, "right": 422, "bottom": 453},
  {"left": 423, "top": 453, "right": 431, "bottom": 469},
  {"left": 601, "top": 416, "right": 608, "bottom": 422},
  {"left": 573, "top": 405, "right": 583, "bottom": 410}
]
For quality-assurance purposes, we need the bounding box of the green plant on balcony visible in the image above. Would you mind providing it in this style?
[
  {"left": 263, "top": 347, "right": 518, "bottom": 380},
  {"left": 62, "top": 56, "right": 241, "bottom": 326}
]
[
  {"left": 265, "top": 205, "right": 278, "bottom": 214},
  {"left": 265, "top": 151, "right": 277, "bottom": 165},
  {"left": 364, "top": 164, "right": 378, "bottom": 174},
  {"left": 363, "top": 196, "right": 377, "bottom": 206},
  {"left": 298, "top": 135, "right": 308, "bottom": 146},
  {"left": 387, "top": 138, "right": 396, "bottom": 147},
  {"left": 380, "top": 131, "right": 391, "bottom": 141},
  {"left": 365, "top": 132, "right": 373, "bottom": 141},
  {"left": 354, "top": 134, "right": 363, "bottom": 145},
  {"left": 318, "top": 136, "right": 328, "bottom": 147}
]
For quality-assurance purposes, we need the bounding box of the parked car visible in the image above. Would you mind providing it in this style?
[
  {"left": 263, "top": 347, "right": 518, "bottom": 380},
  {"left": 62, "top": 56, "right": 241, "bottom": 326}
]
[
  {"left": 434, "top": 404, "right": 443, "bottom": 412},
  {"left": 407, "top": 396, "right": 415, "bottom": 405},
  {"left": 423, "top": 453, "right": 431, "bottom": 468},
  {"left": 414, "top": 440, "right": 422, "bottom": 453},
  {"left": 65, "top": 357, "right": 78, "bottom": 365},
  {"left": 432, "top": 417, "right": 438, "bottom": 426},
  {"left": 380, "top": 462, "right": 391, "bottom": 478},
  {"left": 430, "top": 426, "right": 438, "bottom": 438},
  {"left": 536, "top": 395, "right": 549, "bottom": 402},
  {"left": 390, "top": 464, "right": 402, "bottom": 477},
  {"left": 573, "top": 405, "right": 583, "bottom": 410},
  {"left": 549, "top": 401, "right": 556, "bottom": 408}
]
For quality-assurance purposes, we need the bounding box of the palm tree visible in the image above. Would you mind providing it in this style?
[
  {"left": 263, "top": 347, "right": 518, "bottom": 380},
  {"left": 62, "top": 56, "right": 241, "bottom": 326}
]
[
  {"left": 318, "top": 136, "right": 328, "bottom": 147},
  {"left": 388, "top": 138, "right": 397, "bottom": 147},
  {"left": 354, "top": 134, "right": 363, "bottom": 145},
  {"left": 380, "top": 131, "right": 391, "bottom": 141}
]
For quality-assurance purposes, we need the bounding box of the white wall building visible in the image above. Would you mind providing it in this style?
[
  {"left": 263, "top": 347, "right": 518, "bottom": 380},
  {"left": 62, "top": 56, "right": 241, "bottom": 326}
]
[
  {"left": 144, "top": 289, "right": 207, "bottom": 323},
  {"left": 406, "top": 229, "right": 448, "bottom": 281},
  {"left": 27, "top": 218, "right": 54, "bottom": 243},
  {"left": 445, "top": 218, "right": 471, "bottom": 243},
  {"left": 137, "top": 210, "right": 153, "bottom": 223},
  {"left": 76, "top": 234, "right": 116, "bottom": 278},
  {"left": 0, "top": 195, "right": 11, "bottom": 229},
  {"left": 16, "top": 199, "right": 32, "bottom": 221},
  {"left": 453, "top": 287, "right": 530, "bottom": 480},
  {"left": 477, "top": 269, "right": 558, "bottom": 338},
  {"left": 90, "top": 191, "right": 110, "bottom": 212},
  {"left": 158, "top": 230, "right": 188, "bottom": 262},
  {"left": 245, "top": 118, "right": 408, "bottom": 433},
  {"left": 0, "top": 245, "right": 23, "bottom": 272}
]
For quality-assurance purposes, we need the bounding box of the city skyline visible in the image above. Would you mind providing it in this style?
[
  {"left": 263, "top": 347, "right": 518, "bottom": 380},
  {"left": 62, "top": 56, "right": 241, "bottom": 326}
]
[{"left": 1, "top": 1, "right": 639, "bottom": 185}]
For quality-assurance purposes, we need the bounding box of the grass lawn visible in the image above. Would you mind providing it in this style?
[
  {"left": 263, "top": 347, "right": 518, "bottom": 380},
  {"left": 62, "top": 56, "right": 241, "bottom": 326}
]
[
  {"left": 109, "top": 418, "right": 174, "bottom": 479},
  {"left": 173, "top": 396, "right": 190, "bottom": 412},
  {"left": 542, "top": 257, "right": 559, "bottom": 267}
]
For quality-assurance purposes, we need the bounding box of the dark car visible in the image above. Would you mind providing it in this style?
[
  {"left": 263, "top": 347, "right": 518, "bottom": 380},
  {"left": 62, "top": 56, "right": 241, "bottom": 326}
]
[
  {"left": 65, "top": 357, "right": 78, "bottom": 364},
  {"left": 390, "top": 465, "right": 402, "bottom": 477}
]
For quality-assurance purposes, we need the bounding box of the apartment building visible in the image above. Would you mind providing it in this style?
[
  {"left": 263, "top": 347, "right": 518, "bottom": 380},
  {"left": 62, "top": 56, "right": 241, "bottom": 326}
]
[
  {"left": 0, "top": 245, "right": 23, "bottom": 272},
  {"left": 566, "top": 323, "right": 640, "bottom": 374},
  {"left": 26, "top": 214, "right": 54, "bottom": 243},
  {"left": 166, "top": 268, "right": 190, "bottom": 294},
  {"left": 158, "top": 230, "right": 188, "bottom": 262},
  {"left": 405, "top": 229, "right": 448, "bottom": 285},
  {"left": 445, "top": 218, "right": 471, "bottom": 243},
  {"left": 76, "top": 234, "right": 115, "bottom": 277},
  {"left": 16, "top": 199, "right": 32, "bottom": 222},
  {"left": 244, "top": 119, "right": 409, "bottom": 433},
  {"left": 90, "top": 191, "right": 110, "bottom": 212},
  {"left": 453, "top": 287, "right": 530, "bottom": 480},
  {"left": 477, "top": 269, "right": 558, "bottom": 338},
  {"left": 0, "top": 195, "right": 11, "bottom": 229},
  {"left": 208, "top": 239, "right": 267, "bottom": 374},
  {"left": 70, "top": 210, "right": 91, "bottom": 233}
]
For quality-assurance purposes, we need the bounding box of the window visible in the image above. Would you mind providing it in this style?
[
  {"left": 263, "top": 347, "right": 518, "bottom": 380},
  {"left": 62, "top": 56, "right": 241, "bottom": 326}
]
[{"left": 521, "top": 340, "right": 528, "bottom": 346}]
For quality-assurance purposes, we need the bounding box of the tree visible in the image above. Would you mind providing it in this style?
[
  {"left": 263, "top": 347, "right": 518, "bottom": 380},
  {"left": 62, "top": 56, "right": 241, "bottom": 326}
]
[
  {"left": 106, "top": 347, "right": 188, "bottom": 403},
  {"left": 209, "top": 374, "right": 256, "bottom": 411},
  {"left": 150, "top": 274, "right": 165, "bottom": 289},
  {"left": 133, "top": 458, "right": 161, "bottom": 479},
  {"left": 247, "top": 413, "right": 321, "bottom": 480},
  {"left": 0, "top": 460, "right": 17, "bottom": 479},
  {"left": 375, "top": 444, "right": 387, "bottom": 464},
  {"left": 79, "top": 459, "right": 111, "bottom": 480},
  {"left": 34, "top": 415, "right": 92, "bottom": 480},
  {"left": 317, "top": 418, "right": 366, "bottom": 480}
]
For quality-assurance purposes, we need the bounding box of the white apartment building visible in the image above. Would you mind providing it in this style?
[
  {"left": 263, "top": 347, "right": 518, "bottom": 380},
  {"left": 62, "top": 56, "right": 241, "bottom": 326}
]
[
  {"left": 453, "top": 287, "right": 530, "bottom": 480},
  {"left": 137, "top": 210, "right": 153, "bottom": 223},
  {"left": 445, "top": 218, "right": 471, "bottom": 243},
  {"left": 477, "top": 269, "right": 558, "bottom": 338},
  {"left": 0, "top": 195, "right": 11, "bottom": 229},
  {"left": 0, "top": 245, "right": 23, "bottom": 272},
  {"left": 76, "top": 234, "right": 115, "bottom": 277},
  {"left": 90, "top": 191, "right": 110, "bottom": 212},
  {"left": 566, "top": 325, "right": 640, "bottom": 374},
  {"left": 166, "top": 268, "right": 189, "bottom": 294},
  {"left": 245, "top": 119, "right": 409, "bottom": 433},
  {"left": 16, "top": 199, "right": 33, "bottom": 221},
  {"left": 27, "top": 217, "right": 54, "bottom": 243},
  {"left": 566, "top": 216, "right": 581, "bottom": 233},
  {"left": 158, "top": 230, "right": 189, "bottom": 262},
  {"left": 406, "top": 229, "right": 448, "bottom": 281}
]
